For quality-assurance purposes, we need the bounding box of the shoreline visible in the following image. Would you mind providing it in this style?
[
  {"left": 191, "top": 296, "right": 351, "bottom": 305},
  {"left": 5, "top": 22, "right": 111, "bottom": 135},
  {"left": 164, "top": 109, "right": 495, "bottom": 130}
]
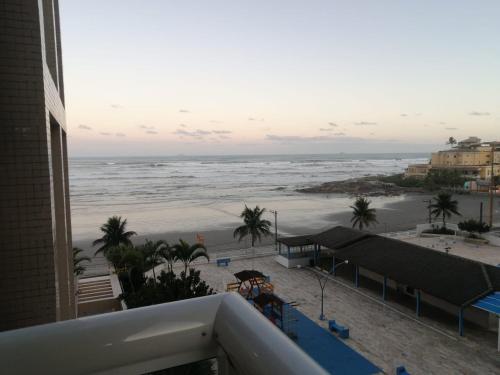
[{"left": 75, "top": 192, "right": 496, "bottom": 276}]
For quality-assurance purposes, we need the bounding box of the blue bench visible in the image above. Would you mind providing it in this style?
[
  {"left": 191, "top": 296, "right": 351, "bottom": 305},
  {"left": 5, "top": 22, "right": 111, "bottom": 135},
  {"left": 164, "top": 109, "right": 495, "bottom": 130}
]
[
  {"left": 396, "top": 366, "right": 410, "bottom": 375},
  {"left": 216, "top": 257, "right": 231, "bottom": 267},
  {"left": 328, "top": 320, "right": 349, "bottom": 339}
]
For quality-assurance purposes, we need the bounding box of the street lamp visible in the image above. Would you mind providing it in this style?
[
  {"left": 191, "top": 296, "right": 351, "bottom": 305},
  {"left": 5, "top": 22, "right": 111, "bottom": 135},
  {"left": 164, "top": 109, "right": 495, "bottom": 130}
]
[
  {"left": 316, "top": 259, "right": 349, "bottom": 321},
  {"left": 270, "top": 210, "right": 278, "bottom": 251}
]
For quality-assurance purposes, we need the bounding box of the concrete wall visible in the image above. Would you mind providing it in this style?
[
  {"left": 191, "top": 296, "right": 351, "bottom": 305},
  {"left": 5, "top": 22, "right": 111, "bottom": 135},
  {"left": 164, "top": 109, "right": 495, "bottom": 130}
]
[
  {"left": 275, "top": 255, "right": 311, "bottom": 269},
  {"left": 0, "top": 0, "right": 74, "bottom": 331}
]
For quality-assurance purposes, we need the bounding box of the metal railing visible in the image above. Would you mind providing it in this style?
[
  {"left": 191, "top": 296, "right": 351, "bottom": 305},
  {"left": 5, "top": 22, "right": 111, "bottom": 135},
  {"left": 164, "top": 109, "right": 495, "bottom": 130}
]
[{"left": 0, "top": 293, "right": 327, "bottom": 375}]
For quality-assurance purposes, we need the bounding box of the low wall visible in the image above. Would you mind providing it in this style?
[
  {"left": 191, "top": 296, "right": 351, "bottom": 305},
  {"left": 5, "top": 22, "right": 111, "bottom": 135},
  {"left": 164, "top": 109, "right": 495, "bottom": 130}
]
[{"left": 275, "top": 255, "right": 311, "bottom": 269}]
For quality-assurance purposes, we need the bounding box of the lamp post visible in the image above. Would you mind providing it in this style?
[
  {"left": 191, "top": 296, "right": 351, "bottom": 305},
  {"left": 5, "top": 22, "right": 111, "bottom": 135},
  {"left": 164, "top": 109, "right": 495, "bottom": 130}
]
[
  {"left": 270, "top": 210, "right": 278, "bottom": 251},
  {"left": 423, "top": 199, "right": 432, "bottom": 224},
  {"left": 316, "top": 260, "right": 349, "bottom": 321}
]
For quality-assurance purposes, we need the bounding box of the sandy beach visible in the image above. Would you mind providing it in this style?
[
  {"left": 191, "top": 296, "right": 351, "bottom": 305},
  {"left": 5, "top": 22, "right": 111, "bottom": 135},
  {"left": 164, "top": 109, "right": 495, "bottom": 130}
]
[{"left": 75, "top": 192, "right": 499, "bottom": 276}]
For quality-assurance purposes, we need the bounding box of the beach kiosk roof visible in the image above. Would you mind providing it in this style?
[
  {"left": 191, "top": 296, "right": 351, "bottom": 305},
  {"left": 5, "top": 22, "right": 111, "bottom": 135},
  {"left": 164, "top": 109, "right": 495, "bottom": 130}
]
[
  {"left": 333, "top": 235, "right": 500, "bottom": 307},
  {"left": 311, "top": 226, "right": 371, "bottom": 250},
  {"left": 277, "top": 235, "right": 314, "bottom": 247},
  {"left": 277, "top": 226, "right": 370, "bottom": 249}
]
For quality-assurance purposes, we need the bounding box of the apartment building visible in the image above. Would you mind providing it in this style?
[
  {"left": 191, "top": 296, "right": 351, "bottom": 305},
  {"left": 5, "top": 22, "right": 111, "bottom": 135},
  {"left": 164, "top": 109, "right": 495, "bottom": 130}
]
[
  {"left": 406, "top": 137, "right": 500, "bottom": 180},
  {"left": 0, "top": 0, "right": 75, "bottom": 330}
]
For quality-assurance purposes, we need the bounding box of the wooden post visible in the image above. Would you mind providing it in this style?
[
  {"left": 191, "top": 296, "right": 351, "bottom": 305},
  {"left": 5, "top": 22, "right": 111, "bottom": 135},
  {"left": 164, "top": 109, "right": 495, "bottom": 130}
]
[
  {"left": 489, "top": 143, "right": 496, "bottom": 227},
  {"left": 382, "top": 276, "right": 387, "bottom": 300},
  {"left": 354, "top": 266, "right": 359, "bottom": 287},
  {"left": 416, "top": 290, "right": 421, "bottom": 317},
  {"left": 458, "top": 308, "right": 464, "bottom": 336}
]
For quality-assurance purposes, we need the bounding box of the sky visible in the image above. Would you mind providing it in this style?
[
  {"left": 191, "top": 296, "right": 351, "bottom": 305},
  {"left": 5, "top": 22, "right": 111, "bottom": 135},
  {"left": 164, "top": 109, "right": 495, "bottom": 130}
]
[{"left": 59, "top": 1, "right": 500, "bottom": 156}]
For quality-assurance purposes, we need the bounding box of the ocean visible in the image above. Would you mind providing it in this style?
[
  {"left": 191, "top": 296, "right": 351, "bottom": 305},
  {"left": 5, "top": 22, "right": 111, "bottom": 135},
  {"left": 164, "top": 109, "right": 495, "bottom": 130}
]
[{"left": 69, "top": 153, "right": 428, "bottom": 241}]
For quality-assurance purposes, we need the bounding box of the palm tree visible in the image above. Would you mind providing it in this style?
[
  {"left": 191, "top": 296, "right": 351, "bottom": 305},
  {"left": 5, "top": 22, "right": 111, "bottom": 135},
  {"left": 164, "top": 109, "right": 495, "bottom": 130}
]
[
  {"left": 173, "top": 239, "right": 209, "bottom": 274},
  {"left": 350, "top": 196, "right": 378, "bottom": 231},
  {"left": 233, "top": 205, "right": 272, "bottom": 247},
  {"left": 160, "top": 242, "right": 176, "bottom": 273},
  {"left": 138, "top": 239, "right": 168, "bottom": 281},
  {"left": 93, "top": 216, "right": 136, "bottom": 256},
  {"left": 447, "top": 137, "right": 457, "bottom": 147},
  {"left": 430, "top": 192, "right": 461, "bottom": 228},
  {"left": 106, "top": 245, "right": 144, "bottom": 293},
  {"left": 73, "top": 247, "right": 91, "bottom": 276}
]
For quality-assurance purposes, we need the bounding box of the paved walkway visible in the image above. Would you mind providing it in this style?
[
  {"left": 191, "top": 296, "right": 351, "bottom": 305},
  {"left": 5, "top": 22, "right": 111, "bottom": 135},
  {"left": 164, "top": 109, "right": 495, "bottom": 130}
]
[{"left": 194, "top": 255, "right": 500, "bottom": 375}]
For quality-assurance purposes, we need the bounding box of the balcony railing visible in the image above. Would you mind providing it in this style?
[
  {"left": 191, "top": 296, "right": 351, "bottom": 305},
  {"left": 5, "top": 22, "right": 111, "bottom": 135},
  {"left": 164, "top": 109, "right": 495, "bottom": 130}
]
[{"left": 0, "top": 292, "right": 328, "bottom": 375}]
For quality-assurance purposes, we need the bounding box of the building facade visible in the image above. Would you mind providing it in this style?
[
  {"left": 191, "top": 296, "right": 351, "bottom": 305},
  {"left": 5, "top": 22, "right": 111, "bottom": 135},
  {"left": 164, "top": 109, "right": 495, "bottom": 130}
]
[
  {"left": 405, "top": 137, "right": 500, "bottom": 180},
  {"left": 0, "top": 0, "right": 75, "bottom": 330}
]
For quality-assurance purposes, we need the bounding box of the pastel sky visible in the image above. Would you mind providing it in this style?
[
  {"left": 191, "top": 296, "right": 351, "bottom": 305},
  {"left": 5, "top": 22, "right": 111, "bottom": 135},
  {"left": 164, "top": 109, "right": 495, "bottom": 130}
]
[{"left": 60, "top": 0, "right": 500, "bottom": 156}]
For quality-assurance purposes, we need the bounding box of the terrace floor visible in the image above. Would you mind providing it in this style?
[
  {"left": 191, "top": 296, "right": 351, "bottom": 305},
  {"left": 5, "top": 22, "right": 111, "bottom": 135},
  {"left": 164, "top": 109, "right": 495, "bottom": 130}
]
[
  {"left": 383, "top": 232, "right": 500, "bottom": 266},
  {"left": 190, "top": 255, "right": 500, "bottom": 375}
]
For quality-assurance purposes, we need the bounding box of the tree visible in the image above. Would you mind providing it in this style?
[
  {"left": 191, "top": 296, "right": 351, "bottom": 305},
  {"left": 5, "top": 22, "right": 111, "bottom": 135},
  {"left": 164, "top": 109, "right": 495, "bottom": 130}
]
[
  {"left": 430, "top": 192, "right": 461, "bottom": 228},
  {"left": 447, "top": 137, "right": 457, "bottom": 147},
  {"left": 138, "top": 239, "right": 168, "bottom": 281},
  {"left": 350, "top": 196, "right": 378, "bottom": 231},
  {"left": 121, "top": 268, "right": 214, "bottom": 309},
  {"left": 160, "top": 242, "right": 176, "bottom": 273},
  {"left": 233, "top": 205, "right": 272, "bottom": 247},
  {"left": 73, "top": 247, "right": 91, "bottom": 276},
  {"left": 93, "top": 216, "right": 136, "bottom": 256},
  {"left": 173, "top": 239, "right": 209, "bottom": 274},
  {"left": 106, "top": 245, "right": 145, "bottom": 293}
]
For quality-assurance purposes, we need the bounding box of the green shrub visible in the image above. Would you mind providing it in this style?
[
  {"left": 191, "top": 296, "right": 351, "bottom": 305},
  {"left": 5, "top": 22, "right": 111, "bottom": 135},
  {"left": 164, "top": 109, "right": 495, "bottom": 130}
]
[
  {"left": 121, "top": 268, "right": 214, "bottom": 309},
  {"left": 458, "top": 219, "right": 490, "bottom": 233},
  {"left": 422, "top": 227, "right": 455, "bottom": 235}
]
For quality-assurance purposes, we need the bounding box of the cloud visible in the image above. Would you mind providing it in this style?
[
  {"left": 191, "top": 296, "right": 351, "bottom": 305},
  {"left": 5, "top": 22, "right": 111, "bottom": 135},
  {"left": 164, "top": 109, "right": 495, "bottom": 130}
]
[
  {"left": 212, "top": 130, "right": 232, "bottom": 134},
  {"left": 266, "top": 134, "right": 360, "bottom": 143},
  {"left": 354, "top": 121, "right": 377, "bottom": 126},
  {"left": 328, "top": 122, "right": 338, "bottom": 127},
  {"left": 179, "top": 109, "right": 190, "bottom": 113},
  {"left": 146, "top": 130, "right": 158, "bottom": 134},
  {"left": 195, "top": 129, "right": 212, "bottom": 135},
  {"left": 78, "top": 124, "right": 92, "bottom": 130},
  {"left": 334, "top": 132, "right": 346, "bottom": 136},
  {"left": 319, "top": 128, "right": 333, "bottom": 132},
  {"left": 179, "top": 124, "right": 187, "bottom": 128},
  {"left": 439, "top": 122, "right": 446, "bottom": 125},
  {"left": 115, "top": 133, "right": 126, "bottom": 137},
  {"left": 469, "top": 111, "right": 490, "bottom": 116},
  {"left": 138, "top": 125, "right": 155, "bottom": 130},
  {"left": 445, "top": 127, "right": 458, "bottom": 130},
  {"left": 248, "top": 117, "right": 264, "bottom": 121},
  {"left": 110, "top": 104, "right": 122, "bottom": 109},
  {"left": 173, "top": 128, "right": 212, "bottom": 139},
  {"left": 100, "top": 132, "right": 111, "bottom": 136},
  {"left": 210, "top": 120, "right": 223, "bottom": 124},
  {"left": 400, "top": 113, "right": 408, "bottom": 117},
  {"left": 218, "top": 135, "right": 231, "bottom": 140}
]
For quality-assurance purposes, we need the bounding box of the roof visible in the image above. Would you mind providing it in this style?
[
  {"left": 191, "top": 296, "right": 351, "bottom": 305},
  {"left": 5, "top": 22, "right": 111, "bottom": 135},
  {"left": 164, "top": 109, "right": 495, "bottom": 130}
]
[
  {"left": 234, "top": 270, "right": 265, "bottom": 282},
  {"left": 276, "top": 225, "right": 500, "bottom": 307},
  {"left": 311, "top": 226, "right": 372, "bottom": 250},
  {"left": 333, "top": 235, "right": 500, "bottom": 306},
  {"left": 472, "top": 292, "right": 500, "bottom": 315},
  {"left": 277, "top": 235, "right": 314, "bottom": 247},
  {"left": 277, "top": 226, "right": 371, "bottom": 249}
]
